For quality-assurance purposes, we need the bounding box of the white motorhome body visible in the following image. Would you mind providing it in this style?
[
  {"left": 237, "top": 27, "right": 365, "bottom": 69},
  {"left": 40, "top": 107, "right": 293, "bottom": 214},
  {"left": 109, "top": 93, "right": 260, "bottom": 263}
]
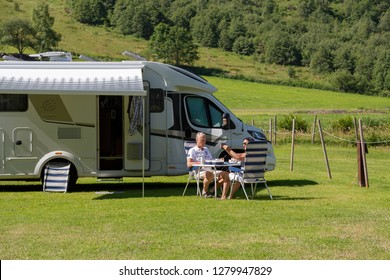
[{"left": 0, "top": 61, "right": 275, "bottom": 185}]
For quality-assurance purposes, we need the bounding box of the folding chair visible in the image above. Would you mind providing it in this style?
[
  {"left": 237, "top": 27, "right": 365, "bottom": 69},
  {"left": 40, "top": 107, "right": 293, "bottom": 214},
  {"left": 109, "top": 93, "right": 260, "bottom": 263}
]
[
  {"left": 230, "top": 140, "right": 273, "bottom": 200},
  {"left": 43, "top": 162, "right": 71, "bottom": 193},
  {"left": 182, "top": 141, "right": 201, "bottom": 196}
]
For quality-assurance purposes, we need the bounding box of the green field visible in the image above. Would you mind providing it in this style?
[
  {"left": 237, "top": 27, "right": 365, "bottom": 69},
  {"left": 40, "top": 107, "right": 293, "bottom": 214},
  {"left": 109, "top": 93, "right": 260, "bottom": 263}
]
[
  {"left": 0, "top": 144, "right": 389, "bottom": 259},
  {"left": 1, "top": 0, "right": 389, "bottom": 261},
  {"left": 1, "top": 76, "right": 388, "bottom": 260}
]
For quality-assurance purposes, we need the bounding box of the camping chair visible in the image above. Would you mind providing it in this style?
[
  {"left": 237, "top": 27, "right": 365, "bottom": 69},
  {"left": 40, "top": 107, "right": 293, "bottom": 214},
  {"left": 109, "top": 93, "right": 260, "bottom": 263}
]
[
  {"left": 230, "top": 140, "right": 273, "bottom": 200},
  {"left": 182, "top": 141, "right": 201, "bottom": 196},
  {"left": 43, "top": 162, "right": 71, "bottom": 193}
]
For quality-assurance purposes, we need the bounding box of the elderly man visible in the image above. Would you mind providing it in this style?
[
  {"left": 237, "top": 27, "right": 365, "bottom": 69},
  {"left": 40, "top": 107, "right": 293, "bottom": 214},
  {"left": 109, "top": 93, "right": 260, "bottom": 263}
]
[{"left": 187, "top": 132, "right": 230, "bottom": 199}]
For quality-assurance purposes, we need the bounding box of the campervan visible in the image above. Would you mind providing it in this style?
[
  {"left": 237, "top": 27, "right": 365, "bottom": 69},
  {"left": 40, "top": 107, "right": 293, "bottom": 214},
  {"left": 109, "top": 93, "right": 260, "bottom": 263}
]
[{"left": 0, "top": 61, "right": 275, "bottom": 186}]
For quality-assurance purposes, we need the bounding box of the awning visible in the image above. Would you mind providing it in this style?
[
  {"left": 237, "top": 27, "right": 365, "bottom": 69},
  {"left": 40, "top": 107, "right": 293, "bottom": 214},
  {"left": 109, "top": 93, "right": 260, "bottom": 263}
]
[{"left": 0, "top": 62, "right": 146, "bottom": 96}]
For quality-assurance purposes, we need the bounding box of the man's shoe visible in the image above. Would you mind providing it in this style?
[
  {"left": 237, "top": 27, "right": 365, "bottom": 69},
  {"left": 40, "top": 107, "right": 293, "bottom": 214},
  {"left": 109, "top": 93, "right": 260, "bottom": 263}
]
[{"left": 202, "top": 191, "right": 213, "bottom": 198}]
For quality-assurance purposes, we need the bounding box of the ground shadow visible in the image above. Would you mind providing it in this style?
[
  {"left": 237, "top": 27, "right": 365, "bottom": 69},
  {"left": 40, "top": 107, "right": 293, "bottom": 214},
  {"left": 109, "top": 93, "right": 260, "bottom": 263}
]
[
  {"left": 0, "top": 179, "right": 319, "bottom": 201},
  {"left": 268, "top": 179, "right": 318, "bottom": 187},
  {"left": 180, "top": 65, "right": 228, "bottom": 77},
  {"left": 0, "top": 181, "right": 190, "bottom": 198}
]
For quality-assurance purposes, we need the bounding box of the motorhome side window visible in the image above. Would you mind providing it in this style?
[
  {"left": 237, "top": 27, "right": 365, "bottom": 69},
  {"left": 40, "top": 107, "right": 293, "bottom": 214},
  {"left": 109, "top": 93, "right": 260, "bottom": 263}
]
[
  {"left": 150, "top": 89, "right": 164, "bottom": 113},
  {"left": 0, "top": 94, "right": 28, "bottom": 112},
  {"left": 186, "top": 96, "right": 223, "bottom": 128}
]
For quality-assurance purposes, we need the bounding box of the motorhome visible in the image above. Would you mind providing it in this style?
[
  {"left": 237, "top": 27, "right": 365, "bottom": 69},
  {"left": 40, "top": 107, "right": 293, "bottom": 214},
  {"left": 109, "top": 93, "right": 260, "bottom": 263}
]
[{"left": 0, "top": 61, "right": 275, "bottom": 186}]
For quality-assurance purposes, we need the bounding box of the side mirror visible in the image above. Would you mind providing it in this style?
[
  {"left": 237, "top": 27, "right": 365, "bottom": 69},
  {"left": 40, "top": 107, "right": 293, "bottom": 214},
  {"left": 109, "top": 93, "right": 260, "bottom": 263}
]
[{"left": 222, "top": 113, "right": 230, "bottom": 130}]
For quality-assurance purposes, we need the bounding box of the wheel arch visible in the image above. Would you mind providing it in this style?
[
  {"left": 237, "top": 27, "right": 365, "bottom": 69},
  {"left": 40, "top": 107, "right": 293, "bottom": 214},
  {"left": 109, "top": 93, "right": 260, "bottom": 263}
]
[{"left": 35, "top": 151, "right": 82, "bottom": 183}]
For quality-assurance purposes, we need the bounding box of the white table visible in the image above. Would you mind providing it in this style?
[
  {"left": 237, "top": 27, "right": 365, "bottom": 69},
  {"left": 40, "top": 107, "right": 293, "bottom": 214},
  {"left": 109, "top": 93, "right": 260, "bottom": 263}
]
[{"left": 192, "top": 161, "right": 241, "bottom": 198}]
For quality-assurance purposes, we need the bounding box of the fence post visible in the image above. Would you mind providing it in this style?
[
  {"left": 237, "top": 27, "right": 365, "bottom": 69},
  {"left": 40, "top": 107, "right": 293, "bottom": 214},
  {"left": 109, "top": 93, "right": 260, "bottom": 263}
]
[
  {"left": 311, "top": 115, "right": 317, "bottom": 144},
  {"left": 290, "top": 118, "right": 295, "bottom": 172},
  {"left": 269, "top": 118, "right": 273, "bottom": 143},
  {"left": 358, "top": 119, "right": 369, "bottom": 188},
  {"left": 317, "top": 119, "right": 332, "bottom": 179},
  {"left": 353, "top": 117, "right": 359, "bottom": 142},
  {"left": 274, "top": 115, "right": 277, "bottom": 145}
]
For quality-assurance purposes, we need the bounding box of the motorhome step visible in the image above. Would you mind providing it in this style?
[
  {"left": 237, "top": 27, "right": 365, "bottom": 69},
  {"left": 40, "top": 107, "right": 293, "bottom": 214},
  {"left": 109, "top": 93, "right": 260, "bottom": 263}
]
[{"left": 97, "top": 177, "right": 123, "bottom": 182}]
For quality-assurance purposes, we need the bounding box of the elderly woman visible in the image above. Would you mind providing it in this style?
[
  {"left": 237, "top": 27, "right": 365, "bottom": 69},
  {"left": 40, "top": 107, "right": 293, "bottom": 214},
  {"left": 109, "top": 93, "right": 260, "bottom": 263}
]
[{"left": 221, "top": 137, "right": 253, "bottom": 199}]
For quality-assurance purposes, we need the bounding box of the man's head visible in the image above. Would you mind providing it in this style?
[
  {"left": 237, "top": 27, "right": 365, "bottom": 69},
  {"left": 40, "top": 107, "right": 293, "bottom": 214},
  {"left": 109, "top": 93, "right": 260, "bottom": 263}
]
[{"left": 196, "top": 132, "right": 206, "bottom": 148}]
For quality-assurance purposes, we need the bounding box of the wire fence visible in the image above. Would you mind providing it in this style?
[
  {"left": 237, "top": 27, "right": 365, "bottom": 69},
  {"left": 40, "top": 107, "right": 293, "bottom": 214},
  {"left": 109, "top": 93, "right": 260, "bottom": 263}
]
[
  {"left": 257, "top": 117, "right": 390, "bottom": 146},
  {"left": 256, "top": 116, "right": 377, "bottom": 187}
]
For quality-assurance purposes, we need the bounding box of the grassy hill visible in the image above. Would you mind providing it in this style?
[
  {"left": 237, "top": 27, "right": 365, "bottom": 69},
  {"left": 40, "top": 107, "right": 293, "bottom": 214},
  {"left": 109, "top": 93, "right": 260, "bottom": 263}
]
[
  {"left": 0, "top": 0, "right": 329, "bottom": 87},
  {"left": 1, "top": 0, "right": 390, "bottom": 143}
]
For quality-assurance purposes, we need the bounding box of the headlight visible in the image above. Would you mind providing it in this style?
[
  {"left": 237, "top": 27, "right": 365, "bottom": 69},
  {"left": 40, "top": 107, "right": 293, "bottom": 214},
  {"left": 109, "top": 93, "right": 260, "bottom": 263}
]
[{"left": 248, "top": 130, "right": 267, "bottom": 140}]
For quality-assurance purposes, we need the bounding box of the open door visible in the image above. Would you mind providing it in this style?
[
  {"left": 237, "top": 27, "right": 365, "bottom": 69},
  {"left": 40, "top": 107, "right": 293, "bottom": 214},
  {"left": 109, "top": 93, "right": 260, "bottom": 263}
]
[{"left": 98, "top": 96, "right": 123, "bottom": 170}]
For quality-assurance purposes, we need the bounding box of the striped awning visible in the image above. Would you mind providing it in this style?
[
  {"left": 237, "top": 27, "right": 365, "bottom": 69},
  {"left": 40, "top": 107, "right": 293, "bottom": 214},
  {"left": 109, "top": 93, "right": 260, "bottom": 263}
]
[{"left": 0, "top": 62, "right": 146, "bottom": 96}]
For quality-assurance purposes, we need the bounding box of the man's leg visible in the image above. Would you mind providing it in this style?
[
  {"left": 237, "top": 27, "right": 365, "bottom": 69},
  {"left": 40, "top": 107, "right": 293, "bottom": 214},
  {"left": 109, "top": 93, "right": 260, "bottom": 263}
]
[{"left": 203, "top": 171, "right": 214, "bottom": 196}]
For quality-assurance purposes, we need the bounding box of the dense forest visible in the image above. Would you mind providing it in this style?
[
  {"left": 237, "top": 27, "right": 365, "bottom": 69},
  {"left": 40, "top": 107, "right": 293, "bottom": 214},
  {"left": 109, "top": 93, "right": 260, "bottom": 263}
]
[
  {"left": 64, "top": 0, "right": 390, "bottom": 96},
  {"left": 1, "top": 0, "right": 388, "bottom": 96}
]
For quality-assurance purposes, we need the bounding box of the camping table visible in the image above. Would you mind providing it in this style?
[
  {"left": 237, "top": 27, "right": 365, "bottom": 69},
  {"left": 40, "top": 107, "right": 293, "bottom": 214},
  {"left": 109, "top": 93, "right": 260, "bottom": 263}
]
[{"left": 192, "top": 161, "right": 241, "bottom": 199}]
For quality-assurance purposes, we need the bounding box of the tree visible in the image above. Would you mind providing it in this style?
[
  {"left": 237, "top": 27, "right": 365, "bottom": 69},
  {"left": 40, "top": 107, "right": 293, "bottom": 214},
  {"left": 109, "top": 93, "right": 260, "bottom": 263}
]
[
  {"left": 310, "top": 43, "right": 335, "bottom": 73},
  {"left": 111, "top": 0, "right": 168, "bottom": 39},
  {"left": 260, "top": 23, "right": 302, "bottom": 65},
  {"left": 67, "top": 0, "right": 114, "bottom": 25},
  {"left": 32, "top": 2, "right": 62, "bottom": 52},
  {"left": 372, "top": 48, "right": 390, "bottom": 95},
  {"left": 232, "top": 36, "right": 254, "bottom": 56},
  {"left": 0, "top": 19, "right": 36, "bottom": 55},
  {"left": 148, "top": 23, "right": 199, "bottom": 65},
  {"left": 190, "top": 6, "right": 225, "bottom": 48}
]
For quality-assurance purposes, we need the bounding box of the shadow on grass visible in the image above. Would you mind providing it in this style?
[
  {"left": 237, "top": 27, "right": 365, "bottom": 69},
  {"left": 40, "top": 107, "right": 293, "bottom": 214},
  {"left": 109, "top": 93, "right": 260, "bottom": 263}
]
[
  {"left": 0, "top": 181, "right": 187, "bottom": 197},
  {"left": 179, "top": 65, "right": 228, "bottom": 77},
  {"left": 268, "top": 179, "right": 318, "bottom": 187},
  {"left": 0, "top": 179, "right": 319, "bottom": 201}
]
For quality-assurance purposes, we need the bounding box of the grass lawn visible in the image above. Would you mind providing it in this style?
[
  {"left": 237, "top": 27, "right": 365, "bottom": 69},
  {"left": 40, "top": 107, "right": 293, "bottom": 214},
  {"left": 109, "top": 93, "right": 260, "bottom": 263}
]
[{"left": 1, "top": 144, "right": 389, "bottom": 260}]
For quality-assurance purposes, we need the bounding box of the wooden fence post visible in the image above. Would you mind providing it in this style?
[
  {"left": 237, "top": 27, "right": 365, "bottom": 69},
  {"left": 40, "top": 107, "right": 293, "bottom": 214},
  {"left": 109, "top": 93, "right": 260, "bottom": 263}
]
[
  {"left": 269, "top": 118, "right": 273, "bottom": 143},
  {"left": 311, "top": 115, "right": 317, "bottom": 144},
  {"left": 290, "top": 118, "right": 295, "bottom": 171},
  {"left": 274, "top": 115, "right": 277, "bottom": 145},
  {"left": 358, "top": 119, "right": 369, "bottom": 188},
  {"left": 318, "top": 119, "right": 332, "bottom": 179},
  {"left": 353, "top": 117, "right": 359, "bottom": 142}
]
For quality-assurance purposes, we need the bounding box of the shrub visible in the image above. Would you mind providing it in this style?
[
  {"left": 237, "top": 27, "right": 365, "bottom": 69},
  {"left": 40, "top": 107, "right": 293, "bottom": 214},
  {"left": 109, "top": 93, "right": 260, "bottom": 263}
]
[
  {"left": 278, "top": 114, "right": 308, "bottom": 132},
  {"left": 331, "top": 116, "right": 354, "bottom": 132}
]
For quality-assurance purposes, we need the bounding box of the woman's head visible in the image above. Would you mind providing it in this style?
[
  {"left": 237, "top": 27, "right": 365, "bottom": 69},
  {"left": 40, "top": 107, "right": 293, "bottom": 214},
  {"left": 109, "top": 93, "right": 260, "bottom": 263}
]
[{"left": 242, "top": 137, "right": 254, "bottom": 148}]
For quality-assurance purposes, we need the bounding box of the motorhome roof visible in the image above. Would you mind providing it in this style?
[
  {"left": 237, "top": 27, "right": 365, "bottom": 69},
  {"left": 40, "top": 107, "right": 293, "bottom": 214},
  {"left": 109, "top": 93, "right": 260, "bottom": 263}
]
[
  {"left": 0, "top": 61, "right": 145, "bottom": 96},
  {"left": 0, "top": 61, "right": 217, "bottom": 95}
]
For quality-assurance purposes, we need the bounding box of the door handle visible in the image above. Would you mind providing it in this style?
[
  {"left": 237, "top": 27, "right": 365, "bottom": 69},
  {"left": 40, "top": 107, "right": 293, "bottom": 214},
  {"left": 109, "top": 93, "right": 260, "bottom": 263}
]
[{"left": 15, "top": 140, "right": 22, "bottom": 145}]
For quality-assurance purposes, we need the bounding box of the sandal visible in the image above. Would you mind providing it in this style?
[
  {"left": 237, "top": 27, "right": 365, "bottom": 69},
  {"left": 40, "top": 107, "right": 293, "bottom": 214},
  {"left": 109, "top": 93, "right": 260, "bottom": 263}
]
[{"left": 202, "top": 191, "right": 213, "bottom": 198}]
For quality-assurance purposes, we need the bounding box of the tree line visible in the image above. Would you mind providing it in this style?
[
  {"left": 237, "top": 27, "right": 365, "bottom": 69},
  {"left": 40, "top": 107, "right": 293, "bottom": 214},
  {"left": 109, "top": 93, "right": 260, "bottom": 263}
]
[
  {"left": 1, "top": 0, "right": 389, "bottom": 96},
  {"left": 65, "top": 0, "right": 389, "bottom": 96}
]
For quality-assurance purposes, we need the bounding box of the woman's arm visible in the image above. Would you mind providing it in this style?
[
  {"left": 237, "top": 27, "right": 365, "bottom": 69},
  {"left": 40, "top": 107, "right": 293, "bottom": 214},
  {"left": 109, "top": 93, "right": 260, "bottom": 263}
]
[{"left": 222, "top": 144, "right": 245, "bottom": 161}]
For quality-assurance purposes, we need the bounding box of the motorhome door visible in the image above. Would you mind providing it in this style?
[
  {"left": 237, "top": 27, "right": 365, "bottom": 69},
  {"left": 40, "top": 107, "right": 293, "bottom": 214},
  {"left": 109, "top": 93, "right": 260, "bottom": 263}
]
[{"left": 98, "top": 96, "right": 124, "bottom": 170}]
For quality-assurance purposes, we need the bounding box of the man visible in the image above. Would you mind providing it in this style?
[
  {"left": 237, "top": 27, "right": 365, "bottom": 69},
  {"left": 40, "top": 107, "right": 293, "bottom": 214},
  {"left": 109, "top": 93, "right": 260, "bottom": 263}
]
[
  {"left": 221, "top": 137, "right": 253, "bottom": 199},
  {"left": 187, "top": 132, "right": 230, "bottom": 199}
]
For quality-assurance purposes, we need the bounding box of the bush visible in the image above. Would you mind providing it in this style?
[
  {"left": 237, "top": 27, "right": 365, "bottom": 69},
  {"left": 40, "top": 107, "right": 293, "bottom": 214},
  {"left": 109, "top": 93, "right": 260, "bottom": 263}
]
[
  {"left": 278, "top": 114, "right": 308, "bottom": 132},
  {"left": 331, "top": 116, "right": 354, "bottom": 132}
]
